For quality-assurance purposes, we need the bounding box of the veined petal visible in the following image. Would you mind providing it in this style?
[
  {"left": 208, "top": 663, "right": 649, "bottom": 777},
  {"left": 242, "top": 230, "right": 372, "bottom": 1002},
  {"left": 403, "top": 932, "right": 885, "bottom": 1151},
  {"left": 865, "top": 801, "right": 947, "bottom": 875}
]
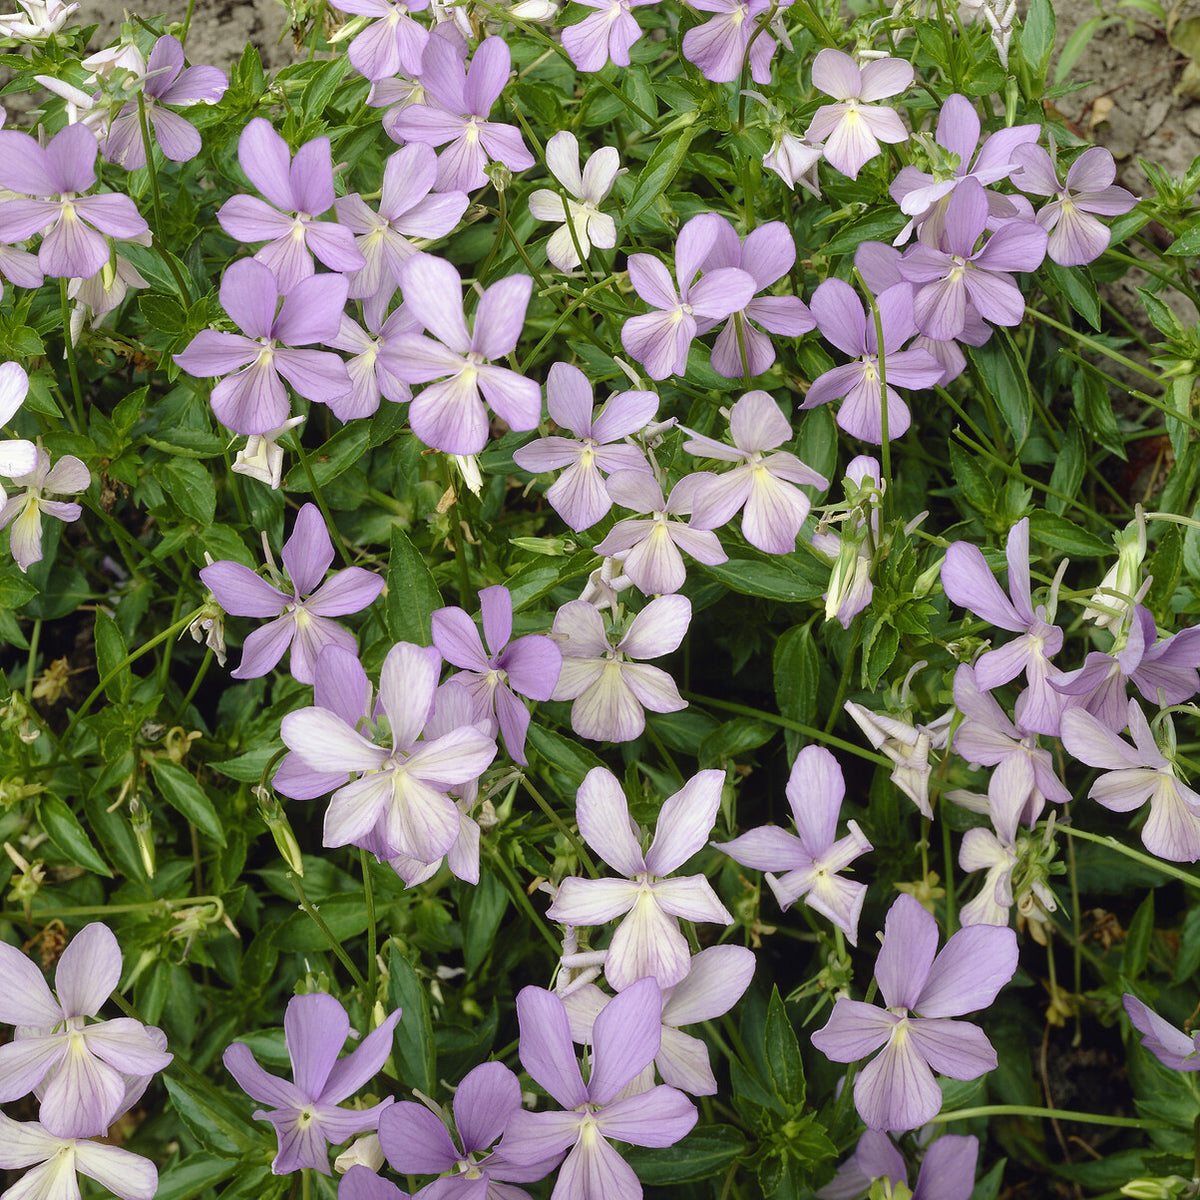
[
  {"left": 576, "top": 767, "right": 646, "bottom": 876},
  {"left": 852, "top": 1026, "right": 943, "bottom": 1132},
  {"left": 547, "top": 877, "right": 640, "bottom": 925},
  {"left": 650, "top": 875, "right": 732, "bottom": 925},
  {"left": 811, "top": 999, "right": 897, "bottom": 1062},
  {"left": 281, "top": 708, "right": 388, "bottom": 773},
  {"left": 605, "top": 889, "right": 692, "bottom": 989},
  {"left": 516, "top": 986, "right": 587, "bottom": 1108},
  {"left": 645, "top": 769, "right": 724, "bottom": 874},
  {"left": 905, "top": 1016, "right": 996, "bottom": 1079},
  {"left": 588, "top": 977, "right": 662, "bottom": 1104},
  {"left": 595, "top": 1083, "right": 697, "bottom": 1145}
]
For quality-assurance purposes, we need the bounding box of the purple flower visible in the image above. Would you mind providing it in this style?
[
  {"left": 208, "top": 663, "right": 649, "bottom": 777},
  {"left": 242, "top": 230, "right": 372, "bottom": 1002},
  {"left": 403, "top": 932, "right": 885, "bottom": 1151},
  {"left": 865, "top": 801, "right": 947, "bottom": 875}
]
[
  {"left": 381, "top": 253, "right": 540, "bottom": 454},
  {"left": 99, "top": 35, "right": 228, "bottom": 169},
  {"left": 387, "top": 37, "right": 534, "bottom": 192},
  {"left": 431, "top": 584, "right": 563, "bottom": 765},
  {"left": 334, "top": 144, "right": 470, "bottom": 326},
  {"left": 217, "top": 119, "right": 365, "bottom": 292},
  {"left": 379, "top": 1061, "right": 553, "bottom": 1196},
  {"left": 551, "top": 594, "right": 690, "bottom": 742},
  {"left": 547, "top": 767, "right": 732, "bottom": 990},
  {"left": 561, "top": 0, "right": 656, "bottom": 72},
  {"left": 326, "top": 309, "right": 417, "bottom": 420},
  {"left": 502, "top": 979, "right": 698, "bottom": 1199},
  {"left": 593, "top": 471, "right": 727, "bottom": 596},
  {"left": 621, "top": 213, "right": 757, "bottom": 381},
  {"left": 896, "top": 178, "right": 1047, "bottom": 341},
  {"left": 512, "top": 362, "right": 656, "bottom": 532},
  {"left": 0, "top": 123, "right": 149, "bottom": 278},
  {"left": 811, "top": 893, "right": 1017, "bottom": 1132},
  {"left": 0, "top": 923, "right": 172, "bottom": 1138},
  {"left": 329, "top": 0, "right": 431, "bottom": 80},
  {"left": 941, "top": 518, "right": 1066, "bottom": 736},
  {"left": 1132, "top": 607, "right": 1200, "bottom": 707},
  {"left": 682, "top": 389, "right": 828, "bottom": 554},
  {"left": 681, "top": 0, "right": 782, "bottom": 85},
  {"left": 1123, "top": 995, "right": 1200, "bottom": 1072},
  {"left": 696, "top": 218, "right": 815, "bottom": 379},
  {"left": 0, "top": 362, "right": 37, "bottom": 480},
  {"left": 0, "top": 1113, "right": 158, "bottom": 1200},
  {"left": 889, "top": 94, "right": 1039, "bottom": 245},
  {"left": 805, "top": 50, "right": 912, "bottom": 180},
  {"left": 803, "top": 279, "right": 942, "bottom": 442},
  {"left": 223, "top": 993, "right": 401, "bottom": 1175},
  {"left": 719, "top": 745, "right": 871, "bottom": 942},
  {"left": 0, "top": 447, "right": 87, "bottom": 572},
  {"left": 561, "top": 945, "right": 755, "bottom": 1096},
  {"left": 818, "top": 1131, "right": 979, "bottom": 1200},
  {"left": 1012, "top": 145, "right": 1137, "bottom": 267},
  {"left": 200, "top": 503, "right": 383, "bottom": 684},
  {"left": 280, "top": 641, "right": 497, "bottom": 861},
  {"left": 174, "top": 258, "right": 351, "bottom": 435},
  {"left": 1061, "top": 700, "right": 1200, "bottom": 862}
]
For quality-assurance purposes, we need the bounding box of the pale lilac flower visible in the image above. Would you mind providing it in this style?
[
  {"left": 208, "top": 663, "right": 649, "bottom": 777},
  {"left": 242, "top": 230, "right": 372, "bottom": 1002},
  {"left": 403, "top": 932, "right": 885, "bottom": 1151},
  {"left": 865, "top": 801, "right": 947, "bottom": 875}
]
[
  {"left": 0, "top": 123, "right": 148, "bottom": 279},
  {"left": 232, "top": 415, "right": 306, "bottom": 490},
  {"left": 1131, "top": 607, "right": 1200, "bottom": 707},
  {"left": 593, "top": 471, "right": 727, "bottom": 596},
  {"left": 897, "top": 178, "right": 1047, "bottom": 341},
  {"left": 551, "top": 594, "right": 690, "bottom": 743},
  {"left": 99, "top": 36, "right": 228, "bottom": 170},
  {"left": 0, "top": 361, "right": 39, "bottom": 481},
  {"left": 621, "top": 213, "right": 757, "bottom": 381},
  {"left": 334, "top": 143, "right": 469, "bottom": 325},
  {"left": 889, "top": 94, "right": 1039, "bottom": 245},
  {"left": 502, "top": 979, "right": 698, "bottom": 1198},
  {"left": 326, "top": 309, "right": 417, "bottom": 420},
  {"left": 381, "top": 253, "right": 540, "bottom": 454},
  {"left": 224, "top": 994, "right": 401, "bottom": 1175},
  {"left": 719, "top": 745, "right": 871, "bottom": 942},
  {"left": 0, "top": 923, "right": 172, "bottom": 1138},
  {"left": 1123, "top": 995, "right": 1200, "bottom": 1072},
  {"left": 683, "top": 390, "right": 827, "bottom": 554},
  {"left": 0, "top": 1113, "right": 157, "bottom": 1200},
  {"left": 548, "top": 767, "right": 732, "bottom": 990},
  {"left": 561, "top": 0, "right": 657, "bottom": 72},
  {"left": 1061, "top": 700, "right": 1200, "bottom": 862},
  {"left": 681, "top": 0, "right": 782, "bottom": 85},
  {"left": 199, "top": 502, "right": 383, "bottom": 684},
  {"left": 217, "top": 119, "right": 365, "bottom": 292},
  {"left": 68, "top": 250, "right": 149, "bottom": 326},
  {"left": 388, "top": 37, "right": 534, "bottom": 192},
  {"left": 280, "top": 641, "right": 497, "bottom": 861},
  {"left": 696, "top": 218, "right": 815, "bottom": 378},
  {"left": 818, "top": 1131, "right": 979, "bottom": 1200},
  {"left": 811, "top": 893, "right": 1018, "bottom": 1132},
  {"left": 329, "top": 0, "right": 431, "bottom": 80},
  {"left": 379, "top": 1061, "right": 553, "bottom": 1196},
  {"left": 762, "top": 130, "right": 822, "bottom": 195},
  {"left": 1050, "top": 603, "right": 1149, "bottom": 733},
  {"left": 803, "top": 279, "right": 942, "bottom": 443},
  {"left": 562, "top": 945, "right": 755, "bottom": 1095},
  {"left": 173, "top": 257, "right": 351, "bottom": 435},
  {"left": 0, "top": 448, "right": 88, "bottom": 572},
  {"left": 528, "top": 131, "right": 620, "bottom": 272},
  {"left": 805, "top": 50, "right": 912, "bottom": 180},
  {"left": 512, "top": 362, "right": 656, "bottom": 531},
  {"left": 431, "top": 584, "right": 563, "bottom": 764},
  {"left": 941, "top": 518, "right": 1066, "bottom": 736},
  {"left": 1012, "top": 144, "right": 1137, "bottom": 267}
]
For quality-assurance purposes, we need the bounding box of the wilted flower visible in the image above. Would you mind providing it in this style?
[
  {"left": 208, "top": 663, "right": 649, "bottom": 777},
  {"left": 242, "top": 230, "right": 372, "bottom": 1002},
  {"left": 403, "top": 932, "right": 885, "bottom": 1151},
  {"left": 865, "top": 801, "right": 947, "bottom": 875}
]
[
  {"left": 232, "top": 415, "right": 306, "bottom": 490},
  {"left": 528, "top": 131, "right": 620, "bottom": 272}
]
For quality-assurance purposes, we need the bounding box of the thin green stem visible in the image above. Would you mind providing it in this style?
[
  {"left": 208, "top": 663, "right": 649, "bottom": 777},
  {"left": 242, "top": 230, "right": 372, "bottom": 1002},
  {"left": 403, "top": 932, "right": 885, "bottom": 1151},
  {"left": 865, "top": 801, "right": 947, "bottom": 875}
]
[
  {"left": 289, "top": 871, "right": 367, "bottom": 989},
  {"left": 24, "top": 619, "right": 41, "bottom": 701},
  {"left": 931, "top": 1104, "right": 1168, "bottom": 1130},
  {"left": 1060, "top": 825, "right": 1200, "bottom": 890},
  {"left": 137, "top": 94, "right": 164, "bottom": 233},
  {"left": 60, "top": 278, "right": 85, "bottom": 429},
  {"left": 360, "top": 848, "right": 378, "bottom": 1001},
  {"left": 294, "top": 441, "right": 354, "bottom": 567},
  {"left": 1027, "top": 307, "right": 1160, "bottom": 381},
  {"left": 485, "top": 843, "right": 560, "bottom": 953},
  {"left": 522, "top": 774, "right": 595, "bottom": 876},
  {"left": 172, "top": 647, "right": 213, "bottom": 724}
]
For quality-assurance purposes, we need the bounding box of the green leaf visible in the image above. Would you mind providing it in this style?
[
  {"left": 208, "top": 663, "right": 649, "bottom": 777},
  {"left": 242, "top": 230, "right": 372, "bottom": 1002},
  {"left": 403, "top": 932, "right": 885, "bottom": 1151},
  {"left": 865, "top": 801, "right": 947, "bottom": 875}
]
[
  {"left": 164, "top": 1073, "right": 257, "bottom": 1157},
  {"left": 948, "top": 442, "right": 996, "bottom": 517},
  {"left": 699, "top": 718, "right": 775, "bottom": 767},
  {"left": 774, "top": 624, "right": 819, "bottom": 729},
  {"left": 301, "top": 54, "right": 349, "bottom": 120},
  {"left": 144, "top": 428, "right": 227, "bottom": 458},
  {"left": 1027, "top": 511, "right": 1111, "bottom": 557},
  {"left": 1047, "top": 417, "right": 1087, "bottom": 516},
  {"left": 1124, "top": 891, "right": 1154, "bottom": 979},
  {"left": 765, "top": 987, "right": 805, "bottom": 1104},
  {"left": 625, "top": 1126, "right": 747, "bottom": 1185},
  {"left": 387, "top": 941, "right": 436, "bottom": 1094},
  {"left": 822, "top": 210, "right": 907, "bottom": 257},
  {"left": 970, "top": 337, "right": 1030, "bottom": 448},
  {"left": 385, "top": 524, "right": 442, "bottom": 644},
  {"left": 1043, "top": 260, "right": 1101, "bottom": 329},
  {"left": 621, "top": 120, "right": 697, "bottom": 229},
  {"left": 212, "top": 744, "right": 284, "bottom": 784},
  {"left": 461, "top": 869, "right": 508, "bottom": 976},
  {"left": 149, "top": 759, "right": 227, "bottom": 846},
  {"left": 288, "top": 423, "right": 371, "bottom": 492},
  {"left": 1167, "top": 217, "right": 1200, "bottom": 256},
  {"left": 138, "top": 292, "right": 185, "bottom": 334},
  {"left": 152, "top": 457, "right": 216, "bottom": 524},
  {"left": 154, "top": 1154, "right": 241, "bottom": 1200},
  {"left": 862, "top": 620, "right": 899, "bottom": 690},
  {"left": 524, "top": 723, "right": 607, "bottom": 785},
  {"left": 1174, "top": 904, "right": 1200, "bottom": 983},
  {"left": 1073, "top": 367, "right": 1126, "bottom": 460},
  {"left": 37, "top": 794, "right": 112, "bottom": 876},
  {"left": 699, "top": 556, "right": 827, "bottom": 603},
  {"left": 1137, "top": 287, "right": 1186, "bottom": 340},
  {"left": 1020, "top": 0, "right": 1056, "bottom": 81},
  {"left": 274, "top": 893, "right": 373, "bottom": 950},
  {"left": 506, "top": 549, "right": 596, "bottom": 612},
  {"left": 94, "top": 609, "right": 129, "bottom": 701}
]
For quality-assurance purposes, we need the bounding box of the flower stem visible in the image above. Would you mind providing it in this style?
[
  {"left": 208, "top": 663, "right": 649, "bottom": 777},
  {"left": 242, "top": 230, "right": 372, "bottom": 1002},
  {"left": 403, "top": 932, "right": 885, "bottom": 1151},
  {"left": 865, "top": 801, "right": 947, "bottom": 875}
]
[
  {"left": 931, "top": 1104, "right": 1168, "bottom": 1130},
  {"left": 137, "top": 94, "right": 164, "bottom": 234},
  {"left": 59, "top": 278, "right": 85, "bottom": 429},
  {"left": 360, "top": 848, "right": 378, "bottom": 1001},
  {"left": 1060, "top": 824, "right": 1200, "bottom": 889},
  {"left": 289, "top": 870, "right": 367, "bottom": 989}
]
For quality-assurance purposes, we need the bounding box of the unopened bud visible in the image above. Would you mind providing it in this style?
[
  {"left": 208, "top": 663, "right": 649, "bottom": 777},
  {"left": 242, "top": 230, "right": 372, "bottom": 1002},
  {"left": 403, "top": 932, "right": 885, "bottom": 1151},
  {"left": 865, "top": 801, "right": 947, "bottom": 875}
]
[
  {"left": 129, "top": 796, "right": 156, "bottom": 878},
  {"left": 334, "top": 1135, "right": 384, "bottom": 1174},
  {"left": 255, "top": 785, "right": 304, "bottom": 876}
]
